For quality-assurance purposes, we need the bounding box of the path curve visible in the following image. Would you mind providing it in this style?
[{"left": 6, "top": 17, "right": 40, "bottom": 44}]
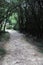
[{"left": 2, "top": 30, "right": 43, "bottom": 65}]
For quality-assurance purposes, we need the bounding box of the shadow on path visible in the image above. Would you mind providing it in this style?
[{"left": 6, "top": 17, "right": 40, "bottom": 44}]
[{"left": 24, "top": 34, "right": 43, "bottom": 53}]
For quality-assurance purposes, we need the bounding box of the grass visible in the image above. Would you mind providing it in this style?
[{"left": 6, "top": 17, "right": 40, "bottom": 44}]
[
  {"left": 0, "top": 48, "right": 6, "bottom": 56},
  {"left": 0, "top": 31, "right": 10, "bottom": 58},
  {"left": 0, "top": 31, "right": 10, "bottom": 42}
]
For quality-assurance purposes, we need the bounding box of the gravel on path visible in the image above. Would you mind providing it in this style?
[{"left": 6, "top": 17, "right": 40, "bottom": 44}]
[{"left": 1, "top": 30, "right": 43, "bottom": 65}]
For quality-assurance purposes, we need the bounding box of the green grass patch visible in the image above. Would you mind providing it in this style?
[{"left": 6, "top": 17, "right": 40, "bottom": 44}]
[
  {"left": 0, "top": 48, "right": 6, "bottom": 57},
  {"left": 38, "top": 48, "right": 43, "bottom": 53},
  {"left": 0, "top": 31, "right": 10, "bottom": 42}
]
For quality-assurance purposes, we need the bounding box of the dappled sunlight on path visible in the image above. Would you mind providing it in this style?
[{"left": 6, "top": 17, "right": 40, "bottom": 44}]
[{"left": 1, "top": 30, "right": 43, "bottom": 65}]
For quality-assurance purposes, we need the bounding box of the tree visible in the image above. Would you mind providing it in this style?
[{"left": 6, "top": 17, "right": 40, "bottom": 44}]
[{"left": 0, "top": 0, "right": 16, "bottom": 31}]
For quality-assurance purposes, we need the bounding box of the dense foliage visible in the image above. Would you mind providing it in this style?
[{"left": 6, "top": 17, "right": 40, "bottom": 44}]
[
  {"left": 0, "top": 0, "right": 43, "bottom": 38},
  {"left": 18, "top": 0, "right": 43, "bottom": 38}
]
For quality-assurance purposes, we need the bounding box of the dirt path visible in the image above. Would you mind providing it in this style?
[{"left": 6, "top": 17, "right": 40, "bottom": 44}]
[{"left": 1, "top": 30, "right": 43, "bottom": 65}]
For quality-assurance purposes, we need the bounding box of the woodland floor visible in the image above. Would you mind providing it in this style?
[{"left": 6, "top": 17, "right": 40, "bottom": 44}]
[{"left": 0, "top": 29, "right": 43, "bottom": 65}]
